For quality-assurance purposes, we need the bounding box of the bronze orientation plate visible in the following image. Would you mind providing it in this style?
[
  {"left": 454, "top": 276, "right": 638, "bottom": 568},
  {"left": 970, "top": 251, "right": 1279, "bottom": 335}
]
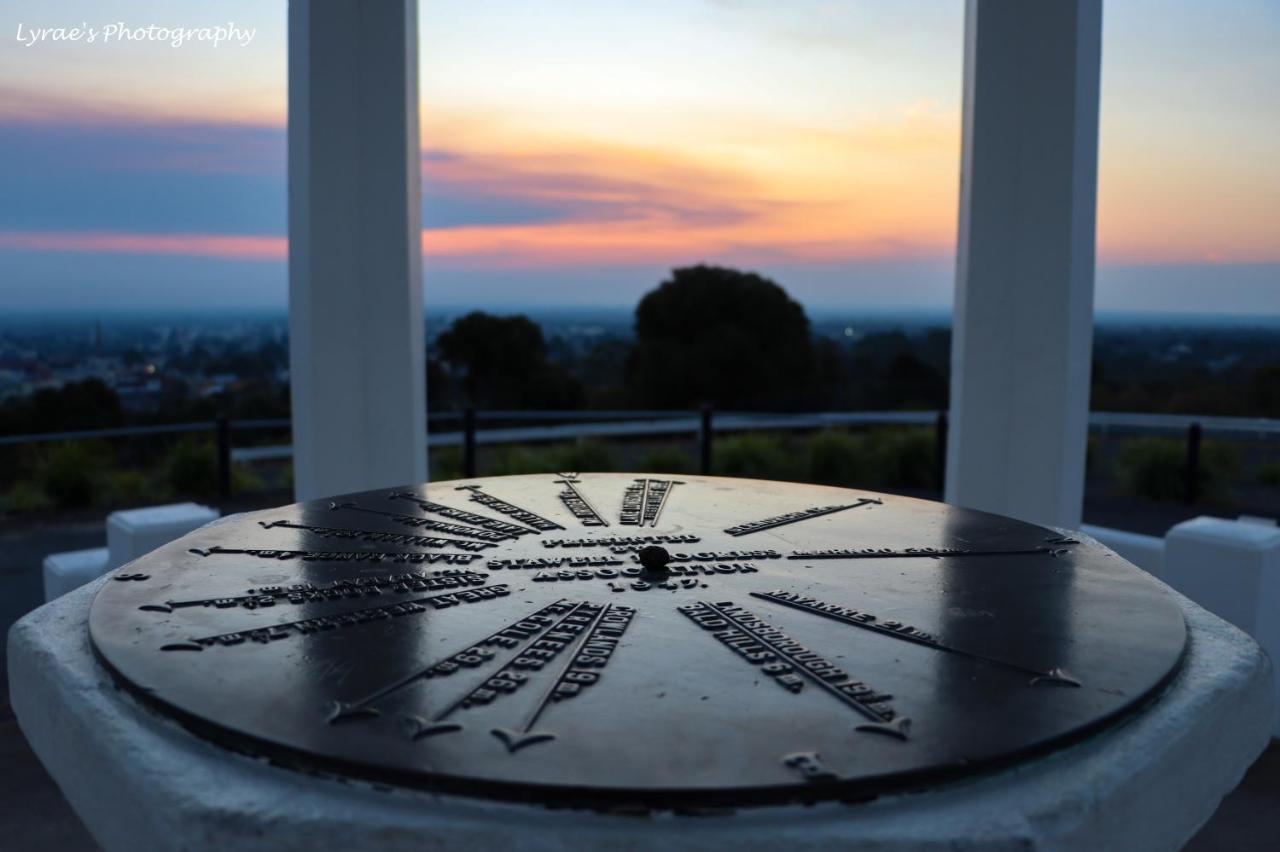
[{"left": 89, "top": 474, "right": 1186, "bottom": 807}]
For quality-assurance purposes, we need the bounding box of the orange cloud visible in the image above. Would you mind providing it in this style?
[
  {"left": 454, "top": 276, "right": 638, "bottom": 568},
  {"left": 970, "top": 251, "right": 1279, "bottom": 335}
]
[
  {"left": 0, "top": 84, "right": 282, "bottom": 130},
  {"left": 419, "top": 107, "right": 961, "bottom": 267},
  {"left": 421, "top": 212, "right": 948, "bottom": 268}
]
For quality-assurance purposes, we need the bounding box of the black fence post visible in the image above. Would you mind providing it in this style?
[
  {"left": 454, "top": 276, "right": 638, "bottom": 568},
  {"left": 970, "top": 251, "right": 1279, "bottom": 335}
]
[
  {"left": 463, "top": 408, "right": 477, "bottom": 478},
  {"left": 215, "top": 416, "right": 232, "bottom": 499},
  {"left": 934, "top": 410, "right": 948, "bottom": 496},
  {"left": 700, "top": 406, "right": 714, "bottom": 475},
  {"left": 1186, "top": 421, "right": 1202, "bottom": 504}
]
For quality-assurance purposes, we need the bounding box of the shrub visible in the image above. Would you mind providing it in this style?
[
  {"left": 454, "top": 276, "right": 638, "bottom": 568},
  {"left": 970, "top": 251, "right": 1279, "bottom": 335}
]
[
  {"left": 1085, "top": 434, "right": 1103, "bottom": 475},
  {"left": 2, "top": 480, "right": 52, "bottom": 513},
  {"left": 713, "top": 433, "right": 792, "bottom": 480},
  {"left": 40, "top": 441, "right": 112, "bottom": 508},
  {"left": 158, "top": 437, "right": 261, "bottom": 498},
  {"left": 807, "top": 429, "right": 870, "bottom": 487},
  {"left": 805, "top": 427, "right": 937, "bottom": 490},
  {"left": 476, "top": 441, "right": 621, "bottom": 477},
  {"left": 431, "top": 446, "right": 463, "bottom": 481},
  {"left": 232, "top": 465, "right": 265, "bottom": 494},
  {"left": 483, "top": 446, "right": 553, "bottom": 476},
  {"left": 638, "top": 446, "right": 694, "bottom": 475},
  {"left": 164, "top": 437, "right": 218, "bottom": 496},
  {"left": 1117, "top": 437, "right": 1237, "bottom": 503},
  {"left": 866, "top": 427, "right": 936, "bottom": 490},
  {"left": 550, "top": 440, "right": 619, "bottom": 473},
  {"left": 105, "top": 469, "right": 158, "bottom": 506}
]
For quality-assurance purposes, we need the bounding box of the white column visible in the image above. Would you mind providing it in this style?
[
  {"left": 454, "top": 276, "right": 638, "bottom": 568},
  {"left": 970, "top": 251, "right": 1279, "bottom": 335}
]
[
  {"left": 288, "top": 0, "right": 426, "bottom": 501},
  {"left": 946, "top": 0, "right": 1102, "bottom": 529}
]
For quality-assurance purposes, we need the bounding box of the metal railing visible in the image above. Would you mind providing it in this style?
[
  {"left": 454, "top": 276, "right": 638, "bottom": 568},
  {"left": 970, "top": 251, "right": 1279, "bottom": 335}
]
[{"left": 3, "top": 409, "right": 1276, "bottom": 502}]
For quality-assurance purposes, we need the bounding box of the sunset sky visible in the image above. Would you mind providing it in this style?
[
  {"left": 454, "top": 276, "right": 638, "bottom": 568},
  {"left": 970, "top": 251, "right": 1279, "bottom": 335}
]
[{"left": 1, "top": 0, "right": 1276, "bottom": 313}]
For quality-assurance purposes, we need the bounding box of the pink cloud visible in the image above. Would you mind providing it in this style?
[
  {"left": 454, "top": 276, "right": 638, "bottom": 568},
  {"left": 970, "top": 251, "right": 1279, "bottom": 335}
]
[{"left": 0, "top": 230, "right": 286, "bottom": 260}]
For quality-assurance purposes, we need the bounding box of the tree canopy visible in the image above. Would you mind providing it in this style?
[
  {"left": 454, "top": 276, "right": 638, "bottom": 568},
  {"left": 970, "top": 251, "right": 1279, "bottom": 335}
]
[
  {"left": 434, "top": 311, "right": 583, "bottom": 409},
  {"left": 0, "top": 378, "right": 122, "bottom": 435},
  {"left": 628, "top": 265, "right": 812, "bottom": 409}
]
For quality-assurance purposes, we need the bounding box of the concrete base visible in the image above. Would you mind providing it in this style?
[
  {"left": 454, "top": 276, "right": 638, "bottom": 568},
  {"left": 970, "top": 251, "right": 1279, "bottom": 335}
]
[{"left": 8, "top": 568, "right": 1273, "bottom": 851}]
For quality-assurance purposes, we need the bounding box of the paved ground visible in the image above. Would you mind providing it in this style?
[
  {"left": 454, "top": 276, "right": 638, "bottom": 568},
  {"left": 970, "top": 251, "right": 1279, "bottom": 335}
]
[{"left": 1186, "top": 742, "right": 1280, "bottom": 851}]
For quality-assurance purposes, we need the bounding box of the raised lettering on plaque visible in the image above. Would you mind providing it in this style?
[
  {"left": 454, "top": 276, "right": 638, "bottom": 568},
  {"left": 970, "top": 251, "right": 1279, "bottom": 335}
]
[
  {"left": 619, "top": 478, "right": 681, "bottom": 527},
  {"left": 554, "top": 473, "right": 609, "bottom": 527}
]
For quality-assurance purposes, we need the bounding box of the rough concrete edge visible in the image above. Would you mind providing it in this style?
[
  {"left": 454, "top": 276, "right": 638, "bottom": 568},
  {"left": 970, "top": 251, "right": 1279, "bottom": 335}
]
[{"left": 6, "top": 568, "right": 1273, "bottom": 851}]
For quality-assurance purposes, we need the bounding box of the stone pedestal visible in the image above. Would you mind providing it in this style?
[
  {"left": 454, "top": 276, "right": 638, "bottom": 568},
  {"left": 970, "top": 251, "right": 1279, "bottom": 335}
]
[{"left": 9, "top": 566, "right": 1272, "bottom": 851}]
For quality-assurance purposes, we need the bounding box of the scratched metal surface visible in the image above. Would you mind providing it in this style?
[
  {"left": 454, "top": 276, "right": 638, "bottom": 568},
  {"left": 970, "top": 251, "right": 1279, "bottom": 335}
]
[{"left": 89, "top": 474, "right": 1187, "bottom": 807}]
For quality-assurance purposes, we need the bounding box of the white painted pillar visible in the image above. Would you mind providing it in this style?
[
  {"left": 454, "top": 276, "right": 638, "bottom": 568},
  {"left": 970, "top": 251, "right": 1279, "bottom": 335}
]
[
  {"left": 946, "top": 0, "right": 1102, "bottom": 529},
  {"left": 288, "top": 0, "right": 426, "bottom": 500}
]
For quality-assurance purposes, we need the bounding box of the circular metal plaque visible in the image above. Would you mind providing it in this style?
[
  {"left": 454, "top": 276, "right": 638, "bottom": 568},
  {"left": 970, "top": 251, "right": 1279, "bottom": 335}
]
[{"left": 90, "top": 474, "right": 1186, "bottom": 807}]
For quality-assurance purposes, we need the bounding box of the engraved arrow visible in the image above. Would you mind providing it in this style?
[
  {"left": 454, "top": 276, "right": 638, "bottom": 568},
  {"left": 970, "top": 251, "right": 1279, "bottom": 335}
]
[
  {"left": 255, "top": 519, "right": 496, "bottom": 551},
  {"left": 490, "top": 602, "right": 616, "bottom": 753},
  {"left": 175, "top": 585, "right": 510, "bottom": 649},
  {"left": 453, "top": 485, "right": 565, "bottom": 531},
  {"left": 787, "top": 544, "right": 1073, "bottom": 561},
  {"left": 163, "top": 571, "right": 488, "bottom": 612},
  {"left": 400, "top": 602, "right": 597, "bottom": 742},
  {"left": 326, "top": 599, "right": 575, "bottom": 726},
  {"left": 187, "top": 545, "right": 481, "bottom": 566},
  {"left": 619, "top": 478, "right": 683, "bottom": 527},
  {"left": 701, "top": 601, "right": 912, "bottom": 740},
  {"left": 724, "top": 498, "right": 882, "bottom": 537},
  {"left": 330, "top": 502, "right": 512, "bottom": 542},
  {"left": 751, "top": 590, "right": 1081, "bottom": 688},
  {"left": 386, "top": 491, "right": 541, "bottom": 537},
  {"left": 553, "top": 473, "right": 609, "bottom": 528},
  {"left": 640, "top": 478, "right": 682, "bottom": 527}
]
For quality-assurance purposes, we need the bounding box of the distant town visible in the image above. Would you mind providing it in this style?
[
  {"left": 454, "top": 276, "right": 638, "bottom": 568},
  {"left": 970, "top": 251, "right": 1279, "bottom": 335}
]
[
  {"left": 1, "top": 274, "right": 1277, "bottom": 525},
  {"left": 2, "top": 304, "right": 1278, "bottom": 424}
]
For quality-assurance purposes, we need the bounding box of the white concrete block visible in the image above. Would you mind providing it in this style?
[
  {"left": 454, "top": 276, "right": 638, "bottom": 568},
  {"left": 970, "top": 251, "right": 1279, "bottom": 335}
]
[
  {"left": 1164, "top": 515, "right": 1280, "bottom": 736},
  {"left": 106, "top": 503, "right": 219, "bottom": 569},
  {"left": 41, "top": 547, "right": 109, "bottom": 602},
  {"left": 1081, "top": 524, "right": 1164, "bottom": 577},
  {"left": 1163, "top": 516, "right": 1280, "bottom": 635}
]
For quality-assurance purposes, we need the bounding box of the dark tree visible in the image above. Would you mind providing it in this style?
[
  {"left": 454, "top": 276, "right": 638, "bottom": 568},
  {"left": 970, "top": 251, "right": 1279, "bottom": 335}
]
[
  {"left": 426, "top": 357, "right": 451, "bottom": 410},
  {"left": 877, "top": 353, "right": 947, "bottom": 409},
  {"left": 0, "top": 378, "right": 123, "bottom": 435},
  {"left": 435, "top": 312, "right": 583, "bottom": 409},
  {"left": 628, "top": 265, "right": 812, "bottom": 409},
  {"left": 1250, "top": 364, "right": 1280, "bottom": 418}
]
